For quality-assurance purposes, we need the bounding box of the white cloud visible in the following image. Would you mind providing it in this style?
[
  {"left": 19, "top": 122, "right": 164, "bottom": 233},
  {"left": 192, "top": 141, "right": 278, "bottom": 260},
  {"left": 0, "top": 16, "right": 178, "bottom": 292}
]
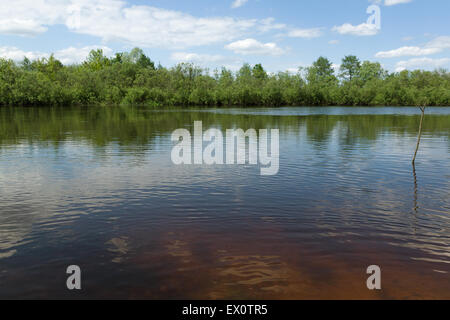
[
  {"left": 54, "top": 46, "right": 113, "bottom": 64},
  {"left": 370, "top": 0, "right": 412, "bottom": 5},
  {"left": 231, "top": 0, "right": 248, "bottom": 9},
  {"left": 376, "top": 36, "right": 450, "bottom": 58},
  {"left": 171, "top": 52, "right": 237, "bottom": 64},
  {"left": 332, "top": 64, "right": 341, "bottom": 73},
  {"left": 170, "top": 52, "right": 243, "bottom": 70},
  {"left": 384, "top": 0, "right": 412, "bottom": 6},
  {"left": 0, "top": 47, "right": 47, "bottom": 61},
  {"left": 286, "top": 68, "right": 301, "bottom": 74},
  {"left": 0, "top": 0, "right": 284, "bottom": 49},
  {"left": 225, "top": 39, "right": 285, "bottom": 56},
  {"left": 426, "top": 36, "right": 450, "bottom": 50},
  {"left": 332, "top": 23, "right": 379, "bottom": 36},
  {"left": 172, "top": 52, "right": 222, "bottom": 63},
  {"left": 0, "top": 19, "right": 48, "bottom": 37},
  {"left": 0, "top": 0, "right": 67, "bottom": 36},
  {"left": 68, "top": 1, "right": 262, "bottom": 49},
  {"left": 286, "top": 28, "right": 323, "bottom": 39},
  {"left": 258, "top": 18, "right": 286, "bottom": 33},
  {"left": 395, "top": 57, "right": 450, "bottom": 72},
  {"left": 0, "top": 45, "right": 113, "bottom": 64},
  {"left": 375, "top": 46, "right": 442, "bottom": 58}
]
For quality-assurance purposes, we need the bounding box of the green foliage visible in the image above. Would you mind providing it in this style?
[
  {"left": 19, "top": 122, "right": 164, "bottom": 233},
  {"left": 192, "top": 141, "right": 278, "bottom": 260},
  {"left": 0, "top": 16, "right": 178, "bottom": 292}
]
[
  {"left": 307, "top": 57, "right": 336, "bottom": 84},
  {"left": 339, "top": 55, "right": 361, "bottom": 81},
  {"left": 252, "top": 64, "right": 267, "bottom": 81},
  {"left": 0, "top": 51, "right": 449, "bottom": 107},
  {"left": 83, "top": 49, "right": 112, "bottom": 71},
  {"left": 359, "top": 61, "right": 387, "bottom": 83}
]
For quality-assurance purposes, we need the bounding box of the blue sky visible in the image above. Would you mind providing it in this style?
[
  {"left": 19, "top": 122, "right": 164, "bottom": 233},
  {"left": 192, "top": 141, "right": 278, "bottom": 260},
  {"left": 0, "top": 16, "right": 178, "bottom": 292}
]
[{"left": 0, "top": 0, "right": 449, "bottom": 73}]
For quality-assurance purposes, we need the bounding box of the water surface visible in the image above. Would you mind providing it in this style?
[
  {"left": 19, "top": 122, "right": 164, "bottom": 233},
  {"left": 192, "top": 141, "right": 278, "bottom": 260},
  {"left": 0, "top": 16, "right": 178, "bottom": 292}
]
[{"left": 0, "top": 106, "right": 449, "bottom": 299}]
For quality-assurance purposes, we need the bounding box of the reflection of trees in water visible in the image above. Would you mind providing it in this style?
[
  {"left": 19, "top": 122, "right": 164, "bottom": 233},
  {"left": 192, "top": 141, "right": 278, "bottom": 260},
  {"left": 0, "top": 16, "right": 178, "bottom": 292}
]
[
  {"left": 0, "top": 107, "right": 449, "bottom": 150},
  {"left": 0, "top": 206, "right": 31, "bottom": 259},
  {"left": 413, "top": 164, "right": 419, "bottom": 214}
]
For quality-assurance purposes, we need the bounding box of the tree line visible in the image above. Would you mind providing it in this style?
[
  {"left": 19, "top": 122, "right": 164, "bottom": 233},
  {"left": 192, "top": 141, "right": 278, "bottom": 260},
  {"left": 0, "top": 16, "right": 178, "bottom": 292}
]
[{"left": 0, "top": 48, "right": 449, "bottom": 107}]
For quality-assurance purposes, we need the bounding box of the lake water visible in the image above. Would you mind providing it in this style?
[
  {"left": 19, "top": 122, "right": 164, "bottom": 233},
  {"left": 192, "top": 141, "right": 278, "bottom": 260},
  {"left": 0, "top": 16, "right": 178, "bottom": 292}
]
[{"left": 0, "top": 106, "right": 449, "bottom": 299}]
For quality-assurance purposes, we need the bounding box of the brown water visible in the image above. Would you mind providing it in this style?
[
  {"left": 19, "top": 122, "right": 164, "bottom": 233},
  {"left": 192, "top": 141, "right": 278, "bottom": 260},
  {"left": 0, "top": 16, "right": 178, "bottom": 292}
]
[{"left": 0, "top": 106, "right": 449, "bottom": 299}]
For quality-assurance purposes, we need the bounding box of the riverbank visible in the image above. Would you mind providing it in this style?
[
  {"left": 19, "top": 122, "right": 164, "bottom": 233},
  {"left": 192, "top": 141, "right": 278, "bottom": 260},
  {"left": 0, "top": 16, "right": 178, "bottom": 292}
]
[{"left": 1, "top": 49, "right": 449, "bottom": 108}]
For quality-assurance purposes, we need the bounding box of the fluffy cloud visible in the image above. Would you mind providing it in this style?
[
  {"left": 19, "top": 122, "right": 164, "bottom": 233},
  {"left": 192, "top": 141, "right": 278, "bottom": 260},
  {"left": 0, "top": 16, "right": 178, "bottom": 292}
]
[
  {"left": 332, "top": 64, "right": 341, "bottom": 73},
  {"left": 225, "top": 39, "right": 285, "bottom": 56},
  {"left": 384, "top": 0, "right": 412, "bottom": 6},
  {"left": 172, "top": 52, "right": 223, "bottom": 63},
  {"left": 376, "top": 36, "right": 450, "bottom": 58},
  {"left": 0, "top": 20, "right": 48, "bottom": 37},
  {"left": 0, "top": 45, "right": 113, "bottom": 64},
  {"left": 332, "top": 23, "right": 379, "bottom": 36},
  {"left": 0, "top": 47, "right": 47, "bottom": 61},
  {"left": 258, "top": 18, "right": 286, "bottom": 33},
  {"left": 395, "top": 57, "right": 450, "bottom": 72},
  {"left": 231, "top": 0, "right": 248, "bottom": 9},
  {"left": 66, "top": 1, "right": 264, "bottom": 49},
  {"left": 286, "top": 28, "right": 323, "bottom": 39},
  {"left": 370, "top": 0, "right": 412, "bottom": 5},
  {"left": 375, "top": 46, "right": 442, "bottom": 58},
  {"left": 170, "top": 52, "right": 243, "bottom": 70},
  {"left": 53, "top": 46, "right": 113, "bottom": 64},
  {"left": 171, "top": 52, "right": 237, "bottom": 64},
  {"left": 426, "top": 36, "right": 450, "bottom": 50},
  {"left": 0, "top": 0, "right": 287, "bottom": 50},
  {"left": 0, "top": 0, "right": 67, "bottom": 36}
]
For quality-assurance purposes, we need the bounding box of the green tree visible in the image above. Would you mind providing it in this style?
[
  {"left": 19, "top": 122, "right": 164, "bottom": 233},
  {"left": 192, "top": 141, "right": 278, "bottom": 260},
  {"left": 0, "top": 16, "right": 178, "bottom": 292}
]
[
  {"left": 0, "top": 50, "right": 449, "bottom": 107},
  {"left": 307, "top": 57, "right": 336, "bottom": 83},
  {"left": 20, "top": 57, "right": 32, "bottom": 71},
  {"left": 30, "top": 55, "right": 63, "bottom": 80},
  {"left": 252, "top": 64, "right": 267, "bottom": 80},
  {"left": 237, "top": 63, "right": 252, "bottom": 82},
  {"left": 339, "top": 55, "right": 361, "bottom": 81},
  {"left": 84, "top": 49, "right": 111, "bottom": 71},
  {"left": 359, "top": 61, "right": 386, "bottom": 82},
  {"left": 126, "top": 48, "right": 155, "bottom": 70}
]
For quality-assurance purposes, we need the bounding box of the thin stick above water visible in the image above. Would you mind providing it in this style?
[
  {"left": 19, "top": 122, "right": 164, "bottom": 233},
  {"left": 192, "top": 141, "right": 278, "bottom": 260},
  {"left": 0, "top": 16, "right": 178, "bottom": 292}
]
[{"left": 412, "top": 106, "right": 425, "bottom": 165}]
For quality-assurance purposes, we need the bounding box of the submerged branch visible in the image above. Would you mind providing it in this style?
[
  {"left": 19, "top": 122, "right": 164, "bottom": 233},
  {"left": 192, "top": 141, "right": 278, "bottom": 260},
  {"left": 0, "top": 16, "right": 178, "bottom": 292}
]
[{"left": 412, "top": 106, "right": 425, "bottom": 165}]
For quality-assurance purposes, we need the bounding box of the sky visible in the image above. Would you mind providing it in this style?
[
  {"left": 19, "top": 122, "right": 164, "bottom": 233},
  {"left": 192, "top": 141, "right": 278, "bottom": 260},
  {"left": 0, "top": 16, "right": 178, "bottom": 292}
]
[{"left": 0, "top": 0, "right": 449, "bottom": 73}]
